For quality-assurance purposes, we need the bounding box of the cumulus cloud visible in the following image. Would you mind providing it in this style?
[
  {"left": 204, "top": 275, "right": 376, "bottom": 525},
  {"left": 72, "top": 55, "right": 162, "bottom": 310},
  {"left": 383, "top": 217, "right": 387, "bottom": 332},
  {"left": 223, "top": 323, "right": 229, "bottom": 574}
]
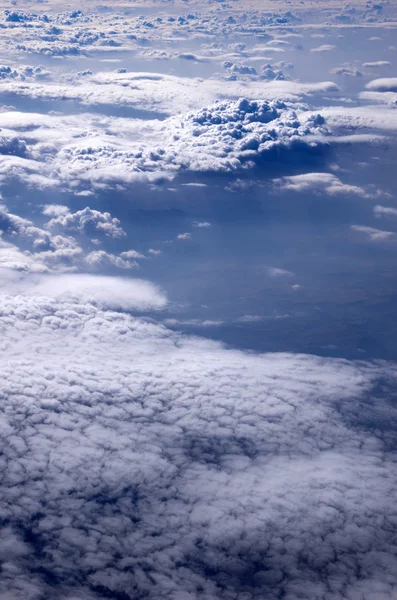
[
  {"left": 260, "top": 63, "right": 286, "bottom": 81},
  {"left": 84, "top": 250, "right": 138, "bottom": 270},
  {"left": 0, "top": 7, "right": 304, "bottom": 63},
  {"left": 120, "top": 249, "right": 146, "bottom": 259},
  {"left": 365, "top": 77, "right": 397, "bottom": 92},
  {"left": 330, "top": 64, "right": 362, "bottom": 77},
  {"left": 42, "top": 204, "right": 70, "bottom": 217},
  {"left": 0, "top": 99, "right": 333, "bottom": 189},
  {"left": 273, "top": 172, "right": 370, "bottom": 196},
  {"left": 0, "top": 64, "right": 52, "bottom": 81},
  {"left": 0, "top": 206, "right": 82, "bottom": 266},
  {"left": 46, "top": 207, "right": 126, "bottom": 238},
  {"left": 222, "top": 61, "right": 260, "bottom": 80},
  {"left": 0, "top": 205, "right": 146, "bottom": 274}
]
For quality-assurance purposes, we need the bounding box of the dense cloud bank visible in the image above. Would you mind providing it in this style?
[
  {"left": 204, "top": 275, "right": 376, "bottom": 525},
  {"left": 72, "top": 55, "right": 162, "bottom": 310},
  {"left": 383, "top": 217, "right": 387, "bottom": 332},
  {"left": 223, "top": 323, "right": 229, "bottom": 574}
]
[
  {"left": 0, "top": 70, "right": 338, "bottom": 114},
  {"left": 0, "top": 290, "right": 396, "bottom": 600},
  {"left": 0, "top": 98, "right": 331, "bottom": 189},
  {"left": 0, "top": 1, "right": 391, "bottom": 62}
]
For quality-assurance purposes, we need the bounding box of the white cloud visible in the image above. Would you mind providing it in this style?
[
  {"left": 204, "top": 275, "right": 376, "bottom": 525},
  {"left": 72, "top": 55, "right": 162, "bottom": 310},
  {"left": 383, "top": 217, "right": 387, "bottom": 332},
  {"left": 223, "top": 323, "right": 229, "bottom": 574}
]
[
  {"left": 359, "top": 90, "right": 397, "bottom": 105},
  {"left": 362, "top": 61, "right": 392, "bottom": 68},
  {"left": 164, "top": 318, "right": 224, "bottom": 327},
  {"left": 311, "top": 44, "right": 336, "bottom": 52},
  {"left": 0, "top": 241, "right": 49, "bottom": 273},
  {"left": 193, "top": 222, "right": 211, "bottom": 228},
  {"left": 235, "top": 314, "right": 265, "bottom": 323},
  {"left": 46, "top": 207, "right": 125, "bottom": 238},
  {"left": 42, "top": 204, "right": 70, "bottom": 217},
  {"left": 0, "top": 72, "right": 339, "bottom": 116},
  {"left": 365, "top": 77, "right": 397, "bottom": 92},
  {"left": 84, "top": 250, "right": 138, "bottom": 270},
  {"left": 177, "top": 233, "right": 192, "bottom": 240},
  {"left": 120, "top": 249, "right": 146, "bottom": 259},
  {"left": 374, "top": 205, "right": 397, "bottom": 218},
  {"left": 330, "top": 64, "right": 362, "bottom": 77},
  {"left": 0, "top": 290, "right": 396, "bottom": 599},
  {"left": 0, "top": 64, "right": 52, "bottom": 81},
  {"left": 304, "top": 105, "right": 397, "bottom": 132},
  {"left": 0, "top": 205, "right": 147, "bottom": 274},
  {"left": 6, "top": 273, "right": 167, "bottom": 311},
  {"left": 0, "top": 98, "right": 333, "bottom": 190},
  {"left": 273, "top": 172, "right": 370, "bottom": 196},
  {"left": 351, "top": 225, "right": 395, "bottom": 241},
  {"left": 0, "top": 207, "right": 83, "bottom": 269},
  {"left": 267, "top": 266, "right": 294, "bottom": 277}
]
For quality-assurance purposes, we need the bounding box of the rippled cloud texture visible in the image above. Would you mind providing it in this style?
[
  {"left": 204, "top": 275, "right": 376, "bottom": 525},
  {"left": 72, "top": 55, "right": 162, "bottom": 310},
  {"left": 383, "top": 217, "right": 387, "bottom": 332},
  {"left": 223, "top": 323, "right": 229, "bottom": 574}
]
[{"left": 1, "top": 291, "right": 397, "bottom": 600}]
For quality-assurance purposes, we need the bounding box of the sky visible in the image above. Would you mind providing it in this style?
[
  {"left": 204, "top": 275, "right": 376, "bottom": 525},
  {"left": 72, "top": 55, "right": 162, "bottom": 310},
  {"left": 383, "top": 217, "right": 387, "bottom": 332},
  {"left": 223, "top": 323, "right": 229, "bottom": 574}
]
[{"left": 0, "top": 0, "right": 397, "bottom": 598}]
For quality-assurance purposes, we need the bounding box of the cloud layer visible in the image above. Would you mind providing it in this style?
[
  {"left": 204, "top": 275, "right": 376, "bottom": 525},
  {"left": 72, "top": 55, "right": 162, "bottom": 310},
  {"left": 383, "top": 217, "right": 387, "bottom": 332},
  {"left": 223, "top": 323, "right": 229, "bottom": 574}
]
[
  {"left": 0, "top": 291, "right": 397, "bottom": 600},
  {"left": 0, "top": 98, "right": 331, "bottom": 189}
]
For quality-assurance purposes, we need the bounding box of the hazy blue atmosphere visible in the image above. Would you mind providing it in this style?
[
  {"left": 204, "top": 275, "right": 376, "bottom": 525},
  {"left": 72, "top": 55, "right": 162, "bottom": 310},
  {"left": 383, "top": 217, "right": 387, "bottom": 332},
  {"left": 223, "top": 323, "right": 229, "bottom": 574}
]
[{"left": 0, "top": 0, "right": 397, "bottom": 598}]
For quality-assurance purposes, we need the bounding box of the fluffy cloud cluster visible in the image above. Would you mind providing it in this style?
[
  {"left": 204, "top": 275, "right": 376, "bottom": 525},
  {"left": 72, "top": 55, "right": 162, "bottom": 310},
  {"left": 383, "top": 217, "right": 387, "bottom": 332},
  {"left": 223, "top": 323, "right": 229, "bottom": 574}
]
[
  {"left": 0, "top": 288, "right": 396, "bottom": 600},
  {"left": 330, "top": 64, "right": 363, "bottom": 77},
  {"left": 0, "top": 7, "right": 304, "bottom": 60},
  {"left": 0, "top": 99, "right": 331, "bottom": 189},
  {"left": 46, "top": 207, "right": 126, "bottom": 238},
  {"left": 222, "top": 61, "right": 286, "bottom": 81},
  {"left": 0, "top": 0, "right": 390, "bottom": 71},
  {"left": 0, "top": 205, "right": 139, "bottom": 273},
  {"left": 0, "top": 64, "right": 51, "bottom": 81}
]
